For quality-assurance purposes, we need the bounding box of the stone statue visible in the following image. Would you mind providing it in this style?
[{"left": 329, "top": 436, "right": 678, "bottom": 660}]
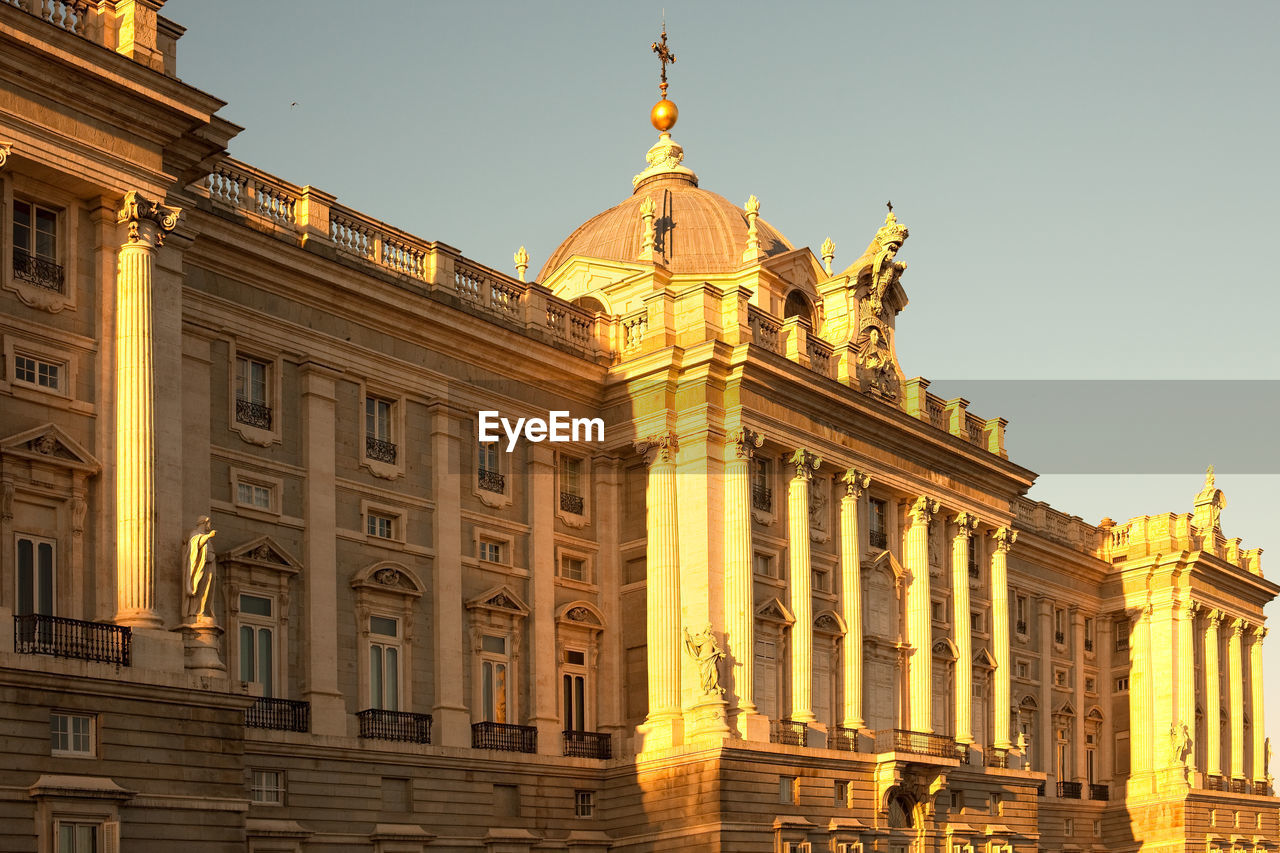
[
  {"left": 856, "top": 325, "right": 899, "bottom": 399},
  {"left": 1168, "top": 722, "right": 1192, "bottom": 773},
  {"left": 865, "top": 212, "right": 908, "bottom": 325},
  {"left": 683, "top": 624, "right": 725, "bottom": 696},
  {"left": 183, "top": 516, "right": 217, "bottom": 621},
  {"left": 1193, "top": 465, "right": 1226, "bottom": 534}
]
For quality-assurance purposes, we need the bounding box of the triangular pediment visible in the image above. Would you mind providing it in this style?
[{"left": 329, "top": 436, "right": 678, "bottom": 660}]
[
  {"left": 225, "top": 536, "right": 301, "bottom": 572},
  {"left": 1, "top": 423, "right": 100, "bottom": 473},
  {"left": 467, "top": 584, "right": 530, "bottom": 616},
  {"left": 974, "top": 648, "right": 997, "bottom": 670},
  {"left": 866, "top": 548, "right": 908, "bottom": 582},
  {"left": 755, "top": 597, "right": 795, "bottom": 625}
]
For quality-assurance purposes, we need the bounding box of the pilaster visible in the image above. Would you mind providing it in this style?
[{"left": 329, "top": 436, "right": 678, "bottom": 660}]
[
  {"left": 528, "top": 444, "right": 560, "bottom": 754},
  {"left": 1228, "top": 618, "right": 1245, "bottom": 780},
  {"left": 1250, "top": 625, "right": 1266, "bottom": 782},
  {"left": 1176, "top": 597, "right": 1196, "bottom": 772},
  {"left": 430, "top": 402, "right": 469, "bottom": 746}
]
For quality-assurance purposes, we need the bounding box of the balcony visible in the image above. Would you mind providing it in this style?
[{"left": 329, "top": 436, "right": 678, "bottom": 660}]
[
  {"left": 1016, "top": 620, "right": 1027, "bottom": 635},
  {"left": 1054, "top": 630, "right": 1065, "bottom": 645},
  {"left": 985, "top": 749, "right": 1009, "bottom": 769},
  {"left": 828, "top": 726, "right": 859, "bottom": 752},
  {"left": 968, "top": 563, "right": 980, "bottom": 579},
  {"left": 751, "top": 483, "right": 772, "bottom": 513},
  {"left": 13, "top": 249, "right": 65, "bottom": 292},
  {"left": 1057, "top": 781, "right": 1082, "bottom": 799},
  {"left": 365, "top": 435, "right": 398, "bottom": 464},
  {"left": 874, "top": 729, "right": 965, "bottom": 761},
  {"left": 14, "top": 614, "right": 130, "bottom": 666},
  {"left": 235, "top": 397, "right": 273, "bottom": 430},
  {"left": 472, "top": 721, "right": 536, "bottom": 753},
  {"left": 1115, "top": 636, "right": 1130, "bottom": 652},
  {"left": 1084, "top": 638, "right": 1094, "bottom": 652},
  {"left": 869, "top": 528, "right": 888, "bottom": 550},
  {"left": 478, "top": 468, "right": 505, "bottom": 494},
  {"left": 562, "top": 730, "right": 611, "bottom": 759},
  {"left": 771, "top": 719, "right": 807, "bottom": 747},
  {"left": 357, "top": 709, "right": 431, "bottom": 743},
  {"left": 246, "top": 697, "right": 310, "bottom": 732},
  {"left": 1089, "top": 783, "right": 1109, "bottom": 801},
  {"left": 559, "top": 491, "right": 584, "bottom": 515}
]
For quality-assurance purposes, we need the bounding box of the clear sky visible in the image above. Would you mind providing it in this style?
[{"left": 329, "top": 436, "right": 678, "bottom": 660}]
[{"left": 164, "top": 0, "right": 1280, "bottom": 761}]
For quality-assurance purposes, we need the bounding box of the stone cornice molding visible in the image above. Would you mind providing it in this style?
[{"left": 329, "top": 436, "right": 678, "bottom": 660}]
[
  {"left": 841, "top": 468, "right": 871, "bottom": 500},
  {"left": 634, "top": 432, "right": 678, "bottom": 465},
  {"left": 118, "top": 190, "right": 181, "bottom": 248},
  {"left": 728, "top": 427, "right": 763, "bottom": 460},
  {"left": 789, "top": 448, "right": 821, "bottom": 481}
]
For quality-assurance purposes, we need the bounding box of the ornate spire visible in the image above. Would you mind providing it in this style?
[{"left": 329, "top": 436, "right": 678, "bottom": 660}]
[
  {"left": 634, "top": 22, "right": 696, "bottom": 190},
  {"left": 821, "top": 237, "right": 835, "bottom": 275},
  {"left": 638, "top": 196, "right": 656, "bottom": 261},
  {"left": 741, "top": 195, "right": 763, "bottom": 264}
]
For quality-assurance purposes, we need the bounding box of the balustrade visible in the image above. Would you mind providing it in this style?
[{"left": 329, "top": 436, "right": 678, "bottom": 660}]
[
  {"left": 357, "top": 709, "right": 431, "bottom": 743},
  {"left": 245, "top": 697, "right": 310, "bottom": 732},
  {"left": 14, "top": 614, "right": 130, "bottom": 666},
  {"left": 472, "top": 721, "right": 537, "bottom": 753}
]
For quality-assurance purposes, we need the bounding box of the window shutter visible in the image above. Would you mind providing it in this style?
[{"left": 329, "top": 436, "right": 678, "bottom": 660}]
[{"left": 102, "top": 820, "right": 120, "bottom": 853}]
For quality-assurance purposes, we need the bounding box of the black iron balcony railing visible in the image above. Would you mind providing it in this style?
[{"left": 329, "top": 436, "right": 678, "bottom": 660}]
[
  {"left": 869, "top": 528, "right": 888, "bottom": 549},
  {"left": 13, "top": 248, "right": 65, "bottom": 292},
  {"left": 1204, "top": 775, "right": 1227, "bottom": 791},
  {"left": 985, "top": 749, "right": 1009, "bottom": 769},
  {"left": 874, "top": 729, "right": 965, "bottom": 761},
  {"left": 560, "top": 491, "right": 584, "bottom": 515},
  {"left": 1016, "top": 620, "right": 1028, "bottom": 635},
  {"left": 1084, "top": 638, "right": 1094, "bottom": 652},
  {"left": 357, "top": 708, "right": 431, "bottom": 743},
  {"left": 1055, "top": 630, "right": 1065, "bottom": 644},
  {"left": 1115, "top": 635, "right": 1130, "bottom": 651},
  {"left": 562, "top": 730, "right": 611, "bottom": 759},
  {"left": 771, "top": 719, "right": 807, "bottom": 747},
  {"left": 1089, "top": 783, "right": 1109, "bottom": 801},
  {"left": 828, "top": 726, "right": 859, "bottom": 752},
  {"left": 472, "top": 721, "right": 536, "bottom": 753},
  {"left": 236, "top": 397, "right": 272, "bottom": 430},
  {"left": 478, "top": 468, "right": 505, "bottom": 494},
  {"left": 14, "top": 613, "right": 130, "bottom": 666},
  {"left": 751, "top": 483, "right": 772, "bottom": 513},
  {"left": 1057, "top": 781, "right": 1082, "bottom": 799},
  {"left": 365, "top": 435, "right": 398, "bottom": 464},
  {"left": 245, "top": 697, "right": 310, "bottom": 732},
  {"left": 968, "top": 564, "right": 980, "bottom": 579},
  {"left": 1036, "top": 782, "right": 1046, "bottom": 797}
]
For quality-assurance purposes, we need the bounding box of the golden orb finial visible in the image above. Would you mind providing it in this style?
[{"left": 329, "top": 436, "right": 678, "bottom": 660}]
[
  {"left": 651, "top": 98, "right": 678, "bottom": 132},
  {"left": 650, "top": 21, "right": 678, "bottom": 132}
]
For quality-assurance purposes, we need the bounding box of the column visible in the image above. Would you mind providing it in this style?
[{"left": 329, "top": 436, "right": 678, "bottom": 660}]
[
  {"left": 1250, "top": 626, "right": 1267, "bottom": 783},
  {"left": 1177, "top": 598, "right": 1196, "bottom": 772},
  {"left": 1038, "top": 597, "right": 1054, "bottom": 786},
  {"left": 1203, "top": 610, "right": 1222, "bottom": 778},
  {"left": 1131, "top": 607, "right": 1153, "bottom": 778},
  {"left": 594, "top": 455, "right": 625, "bottom": 737},
  {"left": 990, "top": 527, "right": 1016, "bottom": 750},
  {"left": 301, "top": 362, "right": 346, "bottom": 735},
  {"left": 1072, "top": 609, "right": 1086, "bottom": 782},
  {"left": 114, "top": 191, "right": 178, "bottom": 628},
  {"left": 636, "top": 434, "right": 681, "bottom": 736},
  {"left": 724, "top": 429, "right": 762, "bottom": 728},
  {"left": 905, "top": 496, "right": 940, "bottom": 733},
  {"left": 840, "top": 469, "right": 871, "bottom": 731},
  {"left": 528, "top": 445, "right": 559, "bottom": 753},
  {"left": 1099, "top": 617, "right": 1114, "bottom": 783},
  {"left": 787, "top": 449, "right": 821, "bottom": 724},
  {"left": 951, "top": 513, "right": 979, "bottom": 744},
  {"left": 429, "top": 403, "right": 468, "bottom": 746},
  {"left": 1228, "top": 619, "right": 1245, "bottom": 780}
]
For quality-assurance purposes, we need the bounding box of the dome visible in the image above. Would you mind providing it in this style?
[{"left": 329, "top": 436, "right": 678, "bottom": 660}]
[{"left": 539, "top": 155, "right": 793, "bottom": 279}]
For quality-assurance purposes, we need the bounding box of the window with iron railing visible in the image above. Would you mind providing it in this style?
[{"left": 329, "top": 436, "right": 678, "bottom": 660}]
[
  {"left": 869, "top": 499, "right": 888, "bottom": 549},
  {"left": 365, "top": 396, "right": 397, "bottom": 463},
  {"left": 478, "top": 441, "right": 504, "bottom": 493},
  {"left": 235, "top": 356, "right": 272, "bottom": 429},
  {"left": 752, "top": 457, "right": 773, "bottom": 512},
  {"left": 560, "top": 454, "right": 584, "bottom": 514},
  {"left": 12, "top": 199, "right": 64, "bottom": 293}
]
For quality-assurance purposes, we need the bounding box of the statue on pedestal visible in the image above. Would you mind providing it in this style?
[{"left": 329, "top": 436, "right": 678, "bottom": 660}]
[
  {"left": 183, "top": 516, "right": 217, "bottom": 622},
  {"left": 684, "top": 624, "right": 725, "bottom": 696}
]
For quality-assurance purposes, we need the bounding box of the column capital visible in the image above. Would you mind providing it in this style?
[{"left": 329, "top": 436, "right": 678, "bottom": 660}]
[
  {"left": 789, "top": 448, "right": 821, "bottom": 480},
  {"left": 728, "top": 427, "right": 763, "bottom": 460},
  {"left": 841, "top": 468, "right": 871, "bottom": 499},
  {"left": 1205, "top": 608, "right": 1224, "bottom": 628},
  {"left": 952, "top": 512, "right": 980, "bottom": 536},
  {"left": 1253, "top": 625, "right": 1268, "bottom": 642},
  {"left": 118, "top": 190, "right": 181, "bottom": 248},
  {"left": 991, "top": 526, "right": 1018, "bottom": 552},
  {"left": 0, "top": 142, "right": 10, "bottom": 169},
  {"left": 634, "top": 432, "right": 678, "bottom": 465},
  {"left": 908, "top": 495, "right": 941, "bottom": 524},
  {"left": 1229, "top": 618, "right": 1248, "bottom": 638}
]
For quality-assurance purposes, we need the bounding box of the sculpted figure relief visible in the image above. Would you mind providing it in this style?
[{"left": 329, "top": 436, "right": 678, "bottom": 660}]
[
  {"left": 183, "top": 516, "right": 217, "bottom": 621},
  {"left": 684, "top": 624, "right": 725, "bottom": 696},
  {"left": 856, "top": 326, "right": 899, "bottom": 400}
]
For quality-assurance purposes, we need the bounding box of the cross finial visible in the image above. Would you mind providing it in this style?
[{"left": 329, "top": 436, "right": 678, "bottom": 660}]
[
  {"left": 651, "top": 20, "right": 676, "bottom": 98},
  {"left": 886, "top": 200, "right": 893, "bottom": 213}
]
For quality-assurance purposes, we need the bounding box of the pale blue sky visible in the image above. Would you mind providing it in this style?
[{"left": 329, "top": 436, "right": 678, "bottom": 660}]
[{"left": 165, "top": 0, "right": 1280, "bottom": 758}]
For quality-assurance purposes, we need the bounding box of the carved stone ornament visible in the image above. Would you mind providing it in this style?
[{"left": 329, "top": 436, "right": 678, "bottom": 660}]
[
  {"left": 729, "top": 426, "right": 764, "bottom": 460},
  {"left": 909, "top": 496, "right": 941, "bottom": 524},
  {"left": 634, "top": 432, "right": 678, "bottom": 465},
  {"left": 683, "top": 624, "right": 725, "bottom": 696},
  {"left": 842, "top": 468, "right": 871, "bottom": 499},
  {"left": 992, "top": 526, "right": 1018, "bottom": 553},
  {"left": 0, "top": 142, "right": 9, "bottom": 169},
  {"left": 953, "top": 512, "right": 980, "bottom": 536},
  {"left": 118, "top": 190, "right": 181, "bottom": 247},
  {"left": 489, "top": 592, "right": 520, "bottom": 611},
  {"left": 855, "top": 322, "right": 900, "bottom": 401},
  {"left": 373, "top": 567, "right": 402, "bottom": 586},
  {"left": 789, "top": 448, "right": 821, "bottom": 480},
  {"left": 815, "top": 613, "right": 839, "bottom": 631},
  {"left": 566, "top": 606, "right": 594, "bottom": 623},
  {"left": 28, "top": 434, "right": 75, "bottom": 459},
  {"left": 632, "top": 132, "right": 697, "bottom": 188}
]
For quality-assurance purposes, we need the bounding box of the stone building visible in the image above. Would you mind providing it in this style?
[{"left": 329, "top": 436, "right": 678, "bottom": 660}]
[{"left": 0, "top": 4, "right": 1275, "bottom": 852}]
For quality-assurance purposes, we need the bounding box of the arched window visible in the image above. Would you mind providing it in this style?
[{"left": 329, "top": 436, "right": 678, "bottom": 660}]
[
  {"left": 888, "top": 792, "right": 914, "bottom": 828},
  {"left": 783, "top": 291, "right": 813, "bottom": 327}
]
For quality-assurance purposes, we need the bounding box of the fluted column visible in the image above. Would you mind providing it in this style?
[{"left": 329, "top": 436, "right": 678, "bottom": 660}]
[
  {"left": 990, "top": 527, "right": 1016, "bottom": 750},
  {"left": 951, "top": 513, "right": 979, "bottom": 744},
  {"left": 637, "top": 434, "right": 681, "bottom": 726},
  {"left": 114, "top": 191, "right": 179, "bottom": 628},
  {"left": 787, "top": 449, "right": 821, "bottom": 724},
  {"left": 1203, "top": 610, "right": 1222, "bottom": 778},
  {"left": 1131, "top": 607, "right": 1153, "bottom": 777},
  {"left": 725, "top": 428, "right": 763, "bottom": 724},
  {"left": 1228, "top": 618, "right": 1246, "bottom": 780},
  {"left": 840, "top": 469, "right": 870, "bottom": 730},
  {"left": 1250, "top": 626, "right": 1267, "bottom": 783},
  {"left": 1176, "top": 598, "right": 1196, "bottom": 772},
  {"left": 905, "top": 496, "right": 940, "bottom": 733}
]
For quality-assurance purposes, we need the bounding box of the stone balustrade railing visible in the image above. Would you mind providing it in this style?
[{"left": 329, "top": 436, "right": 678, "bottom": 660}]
[
  {"left": 1013, "top": 497, "right": 1101, "bottom": 555},
  {"left": 5, "top": 0, "right": 183, "bottom": 76},
  {"left": 1103, "top": 512, "right": 1263, "bottom": 575}
]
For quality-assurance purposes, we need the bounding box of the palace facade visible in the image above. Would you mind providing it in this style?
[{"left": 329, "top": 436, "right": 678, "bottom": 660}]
[{"left": 0, "top": 3, "right": 1275, "bottom": 852}]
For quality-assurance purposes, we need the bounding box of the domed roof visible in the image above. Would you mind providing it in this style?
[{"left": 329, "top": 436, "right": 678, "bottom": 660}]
[{"left": 539, "top": 140, "right": 793, "bottom": 279}]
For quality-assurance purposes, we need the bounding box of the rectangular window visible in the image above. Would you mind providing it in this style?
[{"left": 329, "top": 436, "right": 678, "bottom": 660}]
[
  {"left": 369, "top": 616, "right": 401, "bottom": 711},
  {"left": 1054, "top": 607, "right": 1066, "bottom": 644},
  {"left": 365, "top": 396, "right": 397, "bottom": 463},
  {"left": 367, "top": 512, "right": 395, "bottom": 539},
  {"left": 1115, "top": 675, "right": 1130, "bottom": 692},
  {"left": 971, "top": 611, "right": 984, "bottom": 634},
  {"left": 481, "top": 635, "right": 510, "bottom": 723},
  {"left": 563, "top": 671, "right": 586, "bottom": 731},
  {"left": 779, "top": 776, "right": 796, "bottom": 805},
  {"left": 1084, "top": 616, "right": 1095, "bottom": 651},
  {"left": 1016, "top": 661, "right": 1029, "bottom": 679},
  {"left": 235, "top": 355, "right": 272, "bottom": 430},
  {"left": 751, "top": 458, "right": 773, "bottom": 512},
  {"left": 50, "top": 712, "right": 94, "bottom": 756},
  {"left": 812, "top": 567, "right": 830, "bottom": 593},
  {"left": 560, "top": 555, "right": 587, "bottom": 582},
  {"left": 560, "top": 455, "right": 584, "bottom": 514},
  {"left": 13, "top": 199, "right": 64, "bottom": 293},
  {"left": 238, "top": 593, "right": 275, "bottom": 698},
  {"left": 753, "top": 553, "right": 775, "bottom": 578},
  {"left": 834, "top": 780, "right": 850, "bottom": 806},
  {"left": 967, "top": 534, "right": 980, "bottom": 577},
  {"left": 14, "top": 353, "right": 63, "bottom": 391},
  {"left": 869, "top": 498, "right": 888, "bottom": 548},
  {"left": 478, "top": 441, "right": 504, "bottom": 492},
  {"left": 479, "top": 540, "right": 503, "bottom": 563},
  {"left": 251, "top": 769, "right": 285, "bottom": 805},
  {"left": 1015, "top": 595, "right": 1028, "bottom": 634},
  {"left": 56, "top": 823, "right": 97, "bottom": 853},
  {"left": 17, "top": 535, "right": 55, "bottom": 617},
  {"left": 1115, "top": 619, "right": 1130, "bottom": 651},
  {"left": 574, "top": 790, "right": 594, "bottom": 818},
  {"left": 236, "top": 481, "right": 272, "bottom": 510}
]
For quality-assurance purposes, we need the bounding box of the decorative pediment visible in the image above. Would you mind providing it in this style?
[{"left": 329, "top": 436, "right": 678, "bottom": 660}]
[
  {"left": 932, "top": 637, "right": 959, "bottom": 661},
  {"left": 1056, "top": 701, "right": 1076, "bottom": 717},
  {"left": 974, "top": 648, "right": 997, "bottom": 670},
  {"left": 223, "top": 536, "right": 301, "bottom": 573},
  {"left": 1086, "top": 706, "right": 1104, "bottom": 722},
  {"left": 0, "top": 423, "right": 100, "bottom": 474},
  {"left": 814, "top": 609, "right": 846, "bottom": 635},
  {"left": 466, "top": 584, "right": 530, "bottom": 616},
  {"left": 756, "top": 597, "right": 795, "bottom": 626},
  {"left": 351, "top": 561, "right": 424, "bottom": 597},
  {"left": 556, "top": 600, "right": 604, "bottom": 631},
  {"left": 866, "top": 548, "right": 908, "bottom": 584},
  {"left": 1018, "top": 694, "right": 1038, "bottom": 710}
]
